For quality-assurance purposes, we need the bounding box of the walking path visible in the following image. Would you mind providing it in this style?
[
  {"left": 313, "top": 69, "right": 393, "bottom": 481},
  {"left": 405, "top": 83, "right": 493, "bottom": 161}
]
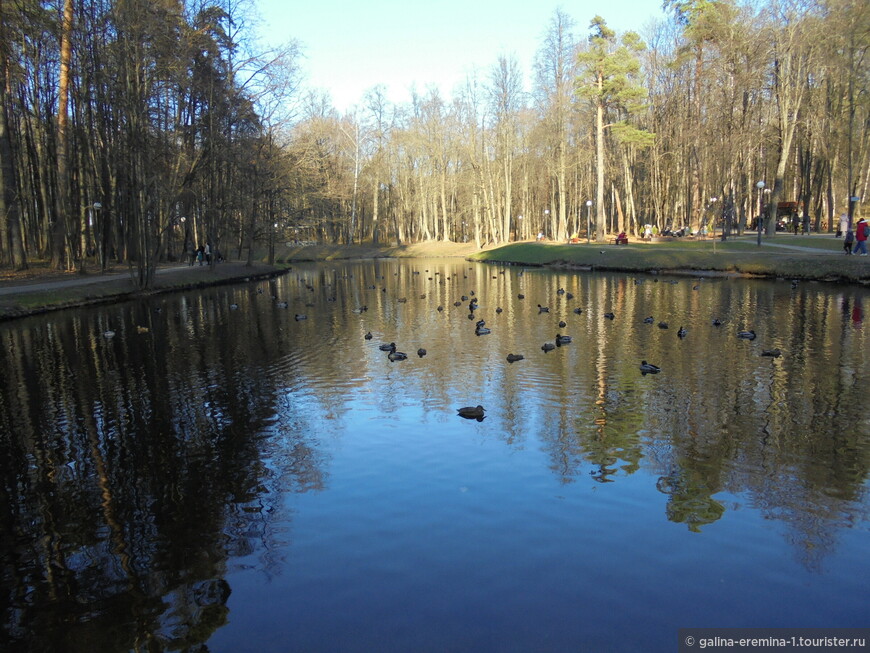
[{"left": 0, "top": 263, "right": 208, "bottom": 296}]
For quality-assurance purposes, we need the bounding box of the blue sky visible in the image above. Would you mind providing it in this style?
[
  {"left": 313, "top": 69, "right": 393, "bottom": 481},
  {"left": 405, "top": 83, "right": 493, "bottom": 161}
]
[{"left": 254, "top": 0, "right": 666, "bottom": 113}]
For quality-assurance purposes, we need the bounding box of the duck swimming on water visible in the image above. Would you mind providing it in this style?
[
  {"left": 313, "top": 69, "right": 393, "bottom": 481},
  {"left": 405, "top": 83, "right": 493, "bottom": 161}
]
[
  {"left": 387, "top": 344, "right": 408, "bottom": 361},
  {"left": 640, "top": 361, "right": 661, "bottom": 374},
  {"left": 457, "top": 405, "right": 486, "bottom": 421}
]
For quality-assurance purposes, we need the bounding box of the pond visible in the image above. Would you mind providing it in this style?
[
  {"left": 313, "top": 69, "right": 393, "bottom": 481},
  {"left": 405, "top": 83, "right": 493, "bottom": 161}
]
[{"left": 0, "top": 259, "right": 867, "bottom": 652}]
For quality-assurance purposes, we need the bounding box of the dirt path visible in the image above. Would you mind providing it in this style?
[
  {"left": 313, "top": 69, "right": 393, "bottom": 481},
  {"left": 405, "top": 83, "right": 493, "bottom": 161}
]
[{"left": 0, "top": 263, "right": 210, "bottom": 296}]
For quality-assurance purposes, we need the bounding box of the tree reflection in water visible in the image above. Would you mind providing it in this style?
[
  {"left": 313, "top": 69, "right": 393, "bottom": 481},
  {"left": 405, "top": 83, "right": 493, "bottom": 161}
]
[
  {"left": 0, "top": 291, "right": 325, "bottom": 651},
  {"left": 0, "top": 261, "right": 867, "bottom": 651}
]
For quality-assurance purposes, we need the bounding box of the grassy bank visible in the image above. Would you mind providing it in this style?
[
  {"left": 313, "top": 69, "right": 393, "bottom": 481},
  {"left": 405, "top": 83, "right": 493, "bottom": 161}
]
[
  {"left": 275, "top": 240, "right": 480, "bottom": 262},
  {"left": 468, "top": 237, "right": 870, "bottom": 284},
  {"left": 1, "top": 235, "right": 867, "bottom": 321},
  {"left": 0, "top": 262, "right": 288, "bottom": 321}
]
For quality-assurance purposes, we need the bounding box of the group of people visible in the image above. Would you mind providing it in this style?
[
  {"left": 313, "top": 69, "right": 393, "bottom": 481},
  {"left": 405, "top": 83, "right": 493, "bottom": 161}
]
[
  {"left": 843, "top": 217, "right": 869, "bottom": 255},
  {"left": 186, "top": 242, "right": 221, "bottom": 266}
]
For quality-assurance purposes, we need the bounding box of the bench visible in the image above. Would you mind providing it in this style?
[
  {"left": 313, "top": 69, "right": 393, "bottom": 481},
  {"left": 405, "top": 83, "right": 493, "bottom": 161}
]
[{"left": 611, "top": 236, "right": 629, "bottom": 245}]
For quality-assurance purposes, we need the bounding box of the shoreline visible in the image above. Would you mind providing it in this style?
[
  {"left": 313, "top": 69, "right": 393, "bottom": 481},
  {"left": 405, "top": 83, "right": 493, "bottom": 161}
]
[{"left": 1, "top": 237, "right": 868, "bottom": 321}]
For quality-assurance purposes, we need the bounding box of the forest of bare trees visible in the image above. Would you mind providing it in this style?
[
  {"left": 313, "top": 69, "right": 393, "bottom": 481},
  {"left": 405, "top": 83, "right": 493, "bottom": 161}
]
[{"left": 0, "top": 0, "right": 867, "bottom": 286}]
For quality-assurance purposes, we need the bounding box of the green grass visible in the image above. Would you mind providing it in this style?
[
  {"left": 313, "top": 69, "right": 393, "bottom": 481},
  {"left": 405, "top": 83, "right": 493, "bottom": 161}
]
[
  {"left": 469, "top": 237, "right": 870, "bottom": 284},
  {"left": 0, "top": 262, "right": 290, "bottom": 320}
]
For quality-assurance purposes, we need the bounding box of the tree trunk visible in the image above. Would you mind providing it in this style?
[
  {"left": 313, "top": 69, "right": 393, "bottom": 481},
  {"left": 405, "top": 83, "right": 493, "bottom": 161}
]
[
  {"left": 52, "top": 0, "right": 75, "bottom": 270},
  {"left": 0, "top": 14, "right": 26, "bottom": 270},
  {"left": 595, "top": 75, "right": 605, "bottom": 241}
]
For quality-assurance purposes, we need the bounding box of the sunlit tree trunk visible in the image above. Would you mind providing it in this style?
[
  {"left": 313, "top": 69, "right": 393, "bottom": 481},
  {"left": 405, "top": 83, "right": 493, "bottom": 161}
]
[{"left": 52, "top": 0, "right": 74, "bottom": 270}]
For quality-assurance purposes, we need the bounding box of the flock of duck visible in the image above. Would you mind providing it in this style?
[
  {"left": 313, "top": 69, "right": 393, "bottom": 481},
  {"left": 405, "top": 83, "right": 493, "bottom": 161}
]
[
  {"left": 102, "top": 266, "right": 781, "bottom": 422},
  {"left": 259, "top": 267, "right": 782, "bottom": 423}
]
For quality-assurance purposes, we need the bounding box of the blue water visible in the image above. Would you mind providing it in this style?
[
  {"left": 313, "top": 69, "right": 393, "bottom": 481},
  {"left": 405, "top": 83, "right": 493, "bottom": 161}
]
[{"left": 0, "top": 259, "right": 867, "bottom": 652}]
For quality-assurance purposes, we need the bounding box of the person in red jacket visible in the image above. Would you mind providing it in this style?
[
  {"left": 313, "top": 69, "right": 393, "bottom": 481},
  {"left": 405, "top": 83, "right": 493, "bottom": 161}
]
[{"left": 853, "top": 218, "right": 868, "bottom": 256}]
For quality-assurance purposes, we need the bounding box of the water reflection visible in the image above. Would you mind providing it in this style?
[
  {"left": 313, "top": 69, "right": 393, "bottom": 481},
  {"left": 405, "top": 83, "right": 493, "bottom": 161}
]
[{"left": 0, "top": 260, "right": 867, "bottom": 651}]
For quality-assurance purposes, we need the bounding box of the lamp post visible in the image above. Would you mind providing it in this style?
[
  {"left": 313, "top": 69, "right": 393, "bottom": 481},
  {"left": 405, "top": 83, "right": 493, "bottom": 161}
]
[
  {"left": 586, "top": 200, "right": 593, "bottom": 243},
  {"left": 756, "top": 181, "right": 765, "bottom": 246},
  {"left": 86, "top": 202, "right": 102, "bottom": 270},
  {"left": 517, "top": 215, "right": 522, "bottom": 241},
  {"left": 708, "top": 197, "right": 717, "bottom": 235}
]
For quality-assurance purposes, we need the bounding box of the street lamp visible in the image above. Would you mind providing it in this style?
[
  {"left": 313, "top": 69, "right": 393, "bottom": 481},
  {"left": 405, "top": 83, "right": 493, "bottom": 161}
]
[
  {"left": 586, "top": 200, "right": 593, "bottom": 243},
  {"left": 86, "top": 202, "right": 102, "bottom": 267},
  {"left": 756, "top": 181, "right": 765, "bottom": 246},
  {"left": 708, "top": 197, "right": 718, "bottom": 236}
]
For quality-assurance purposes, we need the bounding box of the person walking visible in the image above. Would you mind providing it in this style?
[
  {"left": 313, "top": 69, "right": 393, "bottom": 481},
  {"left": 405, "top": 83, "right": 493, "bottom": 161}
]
[
  {"left": 852, "top": 218, "right": 869, "bottom": 256},
  {"left": 844, "top": 228, "right": 855, "bottom": 254},
  {"left": 838, "top": 213, "right": 849, "bottom": 238}
]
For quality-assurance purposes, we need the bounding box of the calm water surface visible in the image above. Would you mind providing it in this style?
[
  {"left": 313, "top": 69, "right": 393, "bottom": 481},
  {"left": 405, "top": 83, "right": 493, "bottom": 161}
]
[{"left": 1, "top": 260, "right": 868, "bottom": 652}]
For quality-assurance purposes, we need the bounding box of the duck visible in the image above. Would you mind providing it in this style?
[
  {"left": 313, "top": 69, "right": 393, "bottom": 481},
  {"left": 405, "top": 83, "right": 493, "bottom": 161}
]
[
  {"left": 495, "top": 307, "right": 503, "bottom": 314},
  {"left": 364, "top": 332, "right": 373, "bottom": 340},
  {"left": 506, "top": 353, "right": 524, "bottom": 363},
  {"left": 276, "top": 301, "right": 288, "bottom": 309},
  {"left": 555, "top": 334, "right": 572, "bottom": 346},
  {"left": 378, "top": 342, "right": 396, "bottom": 351},
  {"left": 640, "top": 360, "right": 661, "bottom": 374},
  {"left": 229, "top": 303, "right": 239, "bottom": 310},
  {"left": 437, "top": 305, "right": 444, "bottom": 312},
  {"left": 558, "top": 320, "right": 567, "bottom": 328},
  {"left": 518, "top": 294, "right": 525, "bottom": 299},
  {"left": 643, "top": 316, "right": 654, "bottom": 324},
  {"left": 566, "top": 292, "right": 574, "bottom": 300},
  {"left": 388, "top": 350, "right": 408, "bottom": 361},
  {"left": 658, "top": 321, "right": 669, "bottom": 329},
  {"left": 677, "top": 326, "right": 688, "bottom": 339},
  {"left": 397, "top": 297, "right": 407, "bottom": 303},
  {"left": 454, "top": 301, "right": 462, "bottom": 307},
  {"left": 103, "top": 330, "right": 116, "bottom": 338},
  {"left": 457, "top": 405, "right": 486, "bottom": 421},
  {"left": 538, "top": 304, "right": 550, "bottom": 313},
  {"left": 737, "top": 330, "right": 756, "bottom": 340},
  {"left": 557, "top": 288, "right": 565, "bottom": 295},
  {"left": 417, "top": 348, "right": 427, "bottom": 357},
  {"left": 294, "top": 314, "right": 307, "bottom": 321},
  {"left": 712, "top": 318, "right": 723, "bottom": 326},
  {"left": 541, "top": 342, "right": 556, "bottom": 352},
  {"left": 475, "top": 325, "right": 491, "bottom": 336},
  {"left": 761, "top": 348, "right": 782, "bottom": 358},
  {"left": 573, "top": 307, "right": 583, "bottom": 315},
  {"left": 604, "top": 312, "right": 615, "bottom": 320},
  {"left": 461, "top": 295, "right": 468, "bottom": 301}
]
